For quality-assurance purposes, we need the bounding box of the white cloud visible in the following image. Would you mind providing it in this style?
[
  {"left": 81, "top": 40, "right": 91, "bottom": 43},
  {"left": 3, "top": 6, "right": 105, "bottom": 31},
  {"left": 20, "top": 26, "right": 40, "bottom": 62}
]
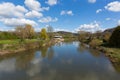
[
  {"left": 38, "top": 16, "right": 58, "bottom": 23},
  {"left": 60, "top": 10, "right": 74, "bottom": 16},
  {"left": 105, "top": 1, "right": 120, "bottom": 12},
  {"left": 24, "top": 0, "right": 50, "bottom": 12},
  {"left": 24, "top": 0, "right": 41, "bottom": 11},
  {"left": 88, "top": 0, "right": 96, "bottom": 3},
  {"left": 96, "top": 9, "right": 102, "bottom": 13},
  {"left": 75, "top": 21, "right": 102, "bottom": 33},
  {"left": 25, "top": 10, "right": 43, "bottom": 18},
  {"left": 46, "top": 0, "right": 58, "bottom": 6},
  {"left": 0, "top": 18, "right": 37, "bottom": 27},
  {"left": 42, "top": 7, "right": 50, "bottom": 11},
  {"left": 0, "top": 2, "right": 27, "bottom": 18},
  {"left": 106, "top": 18, "right": 111, "bottom": 21}
]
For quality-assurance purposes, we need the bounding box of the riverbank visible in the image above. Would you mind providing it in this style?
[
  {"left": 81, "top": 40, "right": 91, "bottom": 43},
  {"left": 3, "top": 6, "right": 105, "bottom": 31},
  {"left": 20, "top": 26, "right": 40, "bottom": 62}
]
[
  {"left": 0, "top": 39, "right": 63, "bottom": 55},
  {"left": 92, "top": 46, "right": 120, "bottom": 63}
]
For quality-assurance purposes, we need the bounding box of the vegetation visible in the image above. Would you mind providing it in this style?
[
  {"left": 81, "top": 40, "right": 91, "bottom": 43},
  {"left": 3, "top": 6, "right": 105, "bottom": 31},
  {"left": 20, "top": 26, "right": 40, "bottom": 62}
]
[
  {"left": 0, "top": 31, "right": 18, "bottom": 40},
  {"left": 78, "top": 25, "right": 120, "bottom": 63},
  {"left": 78, "top": 31, "right": 91, "bottom": 43},
  {"left": 109, "top": 26, "right": 120, "bottom": 48},
  {"left": 40, "top": 28, "right": 48, "bottom": 40},
  {"left": 103, "top": 32, "right": 111, "bottom": 43},
  {"left": 15, "top": 26, "right": 26, "bottom": 42},
  {"left": 89, "top": 39, "right": 102, "bottom": 48},
  {"left": 24, "top": 24, "right": 35, "bottom": 39}
]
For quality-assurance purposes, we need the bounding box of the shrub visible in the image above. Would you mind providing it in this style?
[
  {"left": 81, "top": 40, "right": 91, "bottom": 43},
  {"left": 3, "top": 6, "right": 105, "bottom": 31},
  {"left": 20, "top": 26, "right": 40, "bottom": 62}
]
[{"left": 89, "top": 39, "right": 102, "bottom": 48}]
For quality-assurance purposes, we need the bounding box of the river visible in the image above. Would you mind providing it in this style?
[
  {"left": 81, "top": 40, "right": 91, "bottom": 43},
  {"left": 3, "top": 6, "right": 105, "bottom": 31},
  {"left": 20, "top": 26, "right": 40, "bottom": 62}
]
[{"left": 0, "top": 41, "right": 120, "bottom": 80}]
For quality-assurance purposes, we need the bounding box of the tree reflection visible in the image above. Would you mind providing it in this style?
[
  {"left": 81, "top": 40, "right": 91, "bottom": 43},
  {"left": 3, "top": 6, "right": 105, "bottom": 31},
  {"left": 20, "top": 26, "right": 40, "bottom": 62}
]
[
  {"left": 40, "top": 47, "right": 48, "bottom": 58},
  {"left": 77, "top": 43, "right": 86, "bottom": 53},
  {"left": 89, "top": 49, "right": 101, "bottom": 57},
  {"left": 48, "top": 46, "right": 54, "bottom": 60},
  {"left": 15, "top": 50, "right": 35, "bottom": 70},
  {"left": 40, "top": 46, "right": 55, "bottom": 60}
]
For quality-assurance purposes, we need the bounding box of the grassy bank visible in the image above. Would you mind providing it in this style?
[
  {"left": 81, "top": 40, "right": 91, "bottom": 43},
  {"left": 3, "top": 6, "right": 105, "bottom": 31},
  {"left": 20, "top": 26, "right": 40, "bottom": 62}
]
[
  {"left": 86, "top": 39, "right": 120, "bottom": 63},
  {"left": 0, "top": 39, "right": 57, "bottom": 55},
  {"left": 98, "top": 47, "right": 120, "bottom": 63},
  {"left": 0, "top": 39, "right": 38, "bottom": 44}
]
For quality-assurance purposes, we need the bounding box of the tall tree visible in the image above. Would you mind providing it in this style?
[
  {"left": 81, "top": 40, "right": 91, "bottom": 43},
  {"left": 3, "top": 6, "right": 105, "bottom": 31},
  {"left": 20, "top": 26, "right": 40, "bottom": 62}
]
[
  {"left": 24, "top": 24, "right": 35, "bottom": 39},
  {"left": 40, "top": 28, "right": 48, "bottom": 40}
]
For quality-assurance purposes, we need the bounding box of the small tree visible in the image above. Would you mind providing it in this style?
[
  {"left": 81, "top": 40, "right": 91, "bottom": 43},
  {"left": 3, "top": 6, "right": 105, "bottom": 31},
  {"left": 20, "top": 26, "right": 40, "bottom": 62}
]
[
  {"left": 40, "top": 28, "right": 48, "bottom": 40},
  {"left": 24, "top": 24, "right": 35, "bottom": 39},
  {"left": 78, "top": 31, "right": 91, "bottom": 43},
  {"left": 109, "top": 26, "right": 120, "bottom": 47}
]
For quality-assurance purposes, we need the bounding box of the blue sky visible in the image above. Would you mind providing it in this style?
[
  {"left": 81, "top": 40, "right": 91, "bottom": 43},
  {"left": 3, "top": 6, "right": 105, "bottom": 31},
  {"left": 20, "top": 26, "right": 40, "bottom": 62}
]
[{"left": 0, "top": 0, "right": 120, "bottom": 32}]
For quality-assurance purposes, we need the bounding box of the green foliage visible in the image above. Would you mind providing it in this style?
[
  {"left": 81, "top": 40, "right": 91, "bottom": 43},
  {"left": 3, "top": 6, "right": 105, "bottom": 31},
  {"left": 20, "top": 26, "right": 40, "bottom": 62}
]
[
  {"left": 78, "top": 31, "right": 91, "bottom": 43},
  {"left": 40, "top": 28, "right": 48, "bottom": 40},
  {"left": 109, "top": 26, "right": 120, "bottom": 48},
  {"left": 0, "top": 40, "right": 19, "bottom": 44},
  {"left": 0, "top": 32, "right": 18, "bottom": 40},
  {"left": 89, "top": 39, "right": 102, "bottom": 48}
]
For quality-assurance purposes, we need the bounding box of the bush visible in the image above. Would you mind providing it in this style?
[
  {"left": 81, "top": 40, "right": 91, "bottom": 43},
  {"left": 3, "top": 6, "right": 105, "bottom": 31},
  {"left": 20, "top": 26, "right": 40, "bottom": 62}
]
[
  {"left": 89, "top": 39, "right": 102, "bottom": 48},
  {"left": 109, "top": 26, "right": 120, "bottom": 48},
  {"left": 0, "top": 32, "right": 18, "bottom": 40}
]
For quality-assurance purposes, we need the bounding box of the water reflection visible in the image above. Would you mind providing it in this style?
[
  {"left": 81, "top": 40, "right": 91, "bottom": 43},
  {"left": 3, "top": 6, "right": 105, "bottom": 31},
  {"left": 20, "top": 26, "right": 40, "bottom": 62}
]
[
  {"left": 0, "top": 42, "right": 120, "bottom": 80},
  {"left": 47, "top": 47, "right": 54, "bottom": 60},
  {"left": 15, "top": 50, "right": 35, "bottom": 70},
  {"left": 40, "top": 47, "right": 48, "bottom": 58},
  {"left": 77, "top": 43, "right": 86, "bottom": 53}
]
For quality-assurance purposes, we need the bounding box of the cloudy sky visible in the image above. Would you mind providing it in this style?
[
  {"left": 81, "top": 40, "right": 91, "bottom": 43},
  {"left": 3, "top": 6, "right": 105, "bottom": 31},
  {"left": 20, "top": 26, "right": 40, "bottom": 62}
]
[{"left": 0, "top": 0, "right": 120, "bottom": 32}]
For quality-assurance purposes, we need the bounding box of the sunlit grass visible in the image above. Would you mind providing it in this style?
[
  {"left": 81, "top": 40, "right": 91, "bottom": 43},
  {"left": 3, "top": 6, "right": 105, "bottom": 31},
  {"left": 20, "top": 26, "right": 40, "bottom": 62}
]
[{"left": 0, "top": 39, "right": 39, "bottom": 44}]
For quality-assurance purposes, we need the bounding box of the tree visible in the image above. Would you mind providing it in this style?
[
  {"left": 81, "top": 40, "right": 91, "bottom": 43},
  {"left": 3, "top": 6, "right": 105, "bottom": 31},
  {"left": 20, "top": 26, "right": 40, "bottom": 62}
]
[
  {"left": 93, "top": 30, "right": 102, "bottom": 39},
  {"left": 47, "top": 25, "right": 54, "bottom": 33},
  {"left": 15, "top": 26, "right": 26, "bottom": 41},
  {"left": 103, "top": 32, "right": 111, "bottom": 43},
  {"left": 40, "top": 28, "right": 48, "bottom": 40},
  {"left": 78, "top": 31, "right": 91, "bottom": 43},
  {"left": 24, "top": 24, "right": 35, "bottom": 39},
  {"left": 47, "top": 26, "right": 54, "bottom": 39},
  {"left": 109, "top": 26, "right": 120, "bottom": 47}
]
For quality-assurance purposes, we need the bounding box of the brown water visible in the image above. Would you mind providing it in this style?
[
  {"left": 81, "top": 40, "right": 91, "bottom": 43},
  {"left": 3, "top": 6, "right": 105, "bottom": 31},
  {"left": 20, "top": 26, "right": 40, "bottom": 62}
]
[{"left": 0, "top": 42, "right": 120, "bottom": 80}]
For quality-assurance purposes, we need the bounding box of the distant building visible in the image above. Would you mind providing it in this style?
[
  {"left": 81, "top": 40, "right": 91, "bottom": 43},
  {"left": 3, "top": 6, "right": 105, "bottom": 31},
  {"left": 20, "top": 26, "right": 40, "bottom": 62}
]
[{"left": 54, "top": 36, "right": 62, "bottom": 39}]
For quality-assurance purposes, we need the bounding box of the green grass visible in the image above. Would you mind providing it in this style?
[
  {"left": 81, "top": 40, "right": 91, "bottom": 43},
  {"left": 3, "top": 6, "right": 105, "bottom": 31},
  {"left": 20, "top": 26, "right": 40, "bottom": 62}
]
[
  {"left": 25, "top": 39, "right": 39, "bottom": 43},
  {"left": 0, "top": 39, "right": 39, "bottom": 44},
  {"left": 0, "top": 39, "right": 19, "bottom": 44},
  {"left": 105, "top": 48, "right": 120, "bottom": 58}
]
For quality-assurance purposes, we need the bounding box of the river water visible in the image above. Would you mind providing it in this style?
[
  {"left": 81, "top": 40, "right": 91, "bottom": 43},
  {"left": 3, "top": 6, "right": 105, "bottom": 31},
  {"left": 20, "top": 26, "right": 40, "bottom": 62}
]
[{"left": 0, "top": 42, "right": 120, "bottom": 80}]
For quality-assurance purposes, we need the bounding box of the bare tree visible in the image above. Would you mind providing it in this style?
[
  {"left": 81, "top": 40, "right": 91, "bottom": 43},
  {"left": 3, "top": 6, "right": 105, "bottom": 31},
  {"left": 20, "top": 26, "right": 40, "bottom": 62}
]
[
  {"left": 24, "top": 24, "right": 35, "bottom": 39},
  {"left": 47, "top": 25, "right": 54, "bottom": 39}
]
